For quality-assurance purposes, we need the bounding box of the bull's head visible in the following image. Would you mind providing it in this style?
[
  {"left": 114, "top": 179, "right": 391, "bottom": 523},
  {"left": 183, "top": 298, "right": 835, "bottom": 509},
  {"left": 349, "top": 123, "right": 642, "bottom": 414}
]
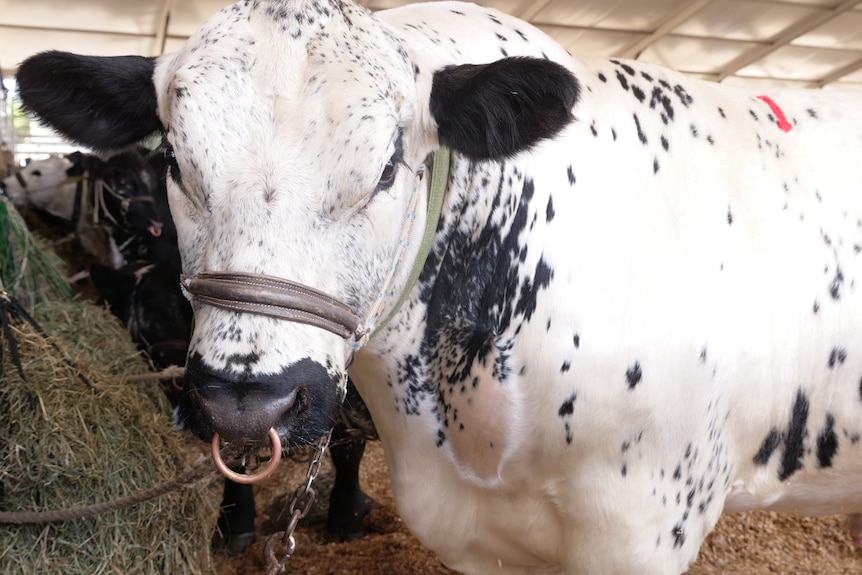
[{"left": 15, "top": 0, "right": 577, "bottom": 450}]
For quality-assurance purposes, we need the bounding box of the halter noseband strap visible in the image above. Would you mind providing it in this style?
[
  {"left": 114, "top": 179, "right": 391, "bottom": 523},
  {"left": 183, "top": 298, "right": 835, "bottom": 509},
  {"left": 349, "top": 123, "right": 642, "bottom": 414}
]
[{"left": 182, "top": 271, "right": 361, "bottom": 340}]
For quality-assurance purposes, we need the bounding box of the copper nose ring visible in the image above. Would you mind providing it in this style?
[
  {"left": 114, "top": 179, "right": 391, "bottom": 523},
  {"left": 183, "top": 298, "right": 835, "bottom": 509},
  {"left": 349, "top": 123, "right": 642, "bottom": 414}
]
[{"left": 211, "top": 427, "right": 282, "bottom": 484}]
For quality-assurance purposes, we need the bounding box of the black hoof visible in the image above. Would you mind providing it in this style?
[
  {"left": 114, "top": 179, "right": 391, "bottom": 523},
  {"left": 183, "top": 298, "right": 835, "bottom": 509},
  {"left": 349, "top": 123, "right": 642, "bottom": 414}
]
[
  {"left": 211, "top": 529, "right": 255, "bottom": 555},
  {"left": 325, "top": 518, "right": 367, "bottom": 542}
]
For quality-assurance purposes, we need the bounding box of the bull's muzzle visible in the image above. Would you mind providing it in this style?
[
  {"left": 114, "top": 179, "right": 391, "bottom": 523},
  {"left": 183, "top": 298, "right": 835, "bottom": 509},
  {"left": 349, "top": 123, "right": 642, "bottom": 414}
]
[{"left": 183, "top": 353, "right": 341, "bottom": 448}]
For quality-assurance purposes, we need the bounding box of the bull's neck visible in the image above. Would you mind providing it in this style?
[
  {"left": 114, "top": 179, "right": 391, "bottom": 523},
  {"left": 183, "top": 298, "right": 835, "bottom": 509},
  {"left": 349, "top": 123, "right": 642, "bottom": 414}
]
[
  {"left": 358, "top": 155, "right": 540, "bottom": 472},
  {"left": 417, "top": 155, "right": 538, "bottom": 349}
]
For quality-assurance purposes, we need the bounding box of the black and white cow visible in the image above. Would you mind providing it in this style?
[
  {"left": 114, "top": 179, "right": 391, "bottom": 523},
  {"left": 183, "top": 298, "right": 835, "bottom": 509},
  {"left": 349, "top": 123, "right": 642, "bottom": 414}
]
[
  {"left": 15, "top": 0, "right": 862, "bottom": 573},
  {"left": 1, "top": 154, "right": 78, "bottom": 221},
  {"left": 1, "top": 148, "right": 176, "bottom": 270}
]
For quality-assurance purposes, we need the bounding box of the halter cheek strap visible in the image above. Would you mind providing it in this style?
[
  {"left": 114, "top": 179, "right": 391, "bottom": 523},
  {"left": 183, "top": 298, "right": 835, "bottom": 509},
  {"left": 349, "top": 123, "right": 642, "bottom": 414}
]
[{"left": 369, "top": 147, "right": 449, "bottom": 339}]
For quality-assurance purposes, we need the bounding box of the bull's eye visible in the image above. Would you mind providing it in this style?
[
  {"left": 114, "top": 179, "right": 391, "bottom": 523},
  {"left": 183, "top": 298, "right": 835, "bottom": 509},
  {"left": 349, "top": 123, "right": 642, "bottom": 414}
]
[
  {"left": 163, "top": 145, "right": 182, "bottom": 184},
  {"left": 378, "top": 157, "right": 397, "bottom": 190}
]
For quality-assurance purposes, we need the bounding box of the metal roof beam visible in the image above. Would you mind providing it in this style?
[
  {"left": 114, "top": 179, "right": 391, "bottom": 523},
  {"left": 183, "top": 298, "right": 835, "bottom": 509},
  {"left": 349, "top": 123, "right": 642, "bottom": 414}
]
[
  {"left": 814, "top": 54, "right": 862, "bottom": 87},
  {"left": 511, "top": 0, "right": 554, "bottom": 21},
  {"left": 615, "top": 0, "right": 716, "bottom": 59},
  {"left": 716, "top": 0, "right": 860, "bottom": 81},
  {"left": 0, "top": 22, "right": 148, "bottom": 38},
  {"left": 153, "top": 0, "right": 176, "bottom": 56}
]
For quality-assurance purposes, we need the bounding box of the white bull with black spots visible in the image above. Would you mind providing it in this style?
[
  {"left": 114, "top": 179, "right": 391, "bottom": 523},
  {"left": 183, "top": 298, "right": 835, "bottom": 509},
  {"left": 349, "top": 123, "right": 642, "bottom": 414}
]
[{"left": 15, "top": 0, "right": 862, "bottom": 573}]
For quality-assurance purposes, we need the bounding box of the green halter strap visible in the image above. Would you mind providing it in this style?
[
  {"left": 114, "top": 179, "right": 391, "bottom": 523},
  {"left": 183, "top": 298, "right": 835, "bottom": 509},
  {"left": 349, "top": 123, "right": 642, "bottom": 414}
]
[{"left": 371, "top": 146, "right": 450, "bottom": 338}]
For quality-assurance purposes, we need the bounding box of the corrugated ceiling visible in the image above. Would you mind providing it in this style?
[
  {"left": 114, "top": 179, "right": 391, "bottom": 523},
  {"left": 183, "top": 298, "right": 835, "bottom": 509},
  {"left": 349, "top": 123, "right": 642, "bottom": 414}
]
[{"left": 2, "top": 0, "right": 862, "bottom": 90}]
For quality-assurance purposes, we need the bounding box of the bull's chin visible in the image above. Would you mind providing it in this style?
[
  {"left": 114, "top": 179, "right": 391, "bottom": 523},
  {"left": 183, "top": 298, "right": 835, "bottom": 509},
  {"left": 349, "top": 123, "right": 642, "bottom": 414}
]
[{"left": 181, "top": 353, "right": 342, "bottom": 448}]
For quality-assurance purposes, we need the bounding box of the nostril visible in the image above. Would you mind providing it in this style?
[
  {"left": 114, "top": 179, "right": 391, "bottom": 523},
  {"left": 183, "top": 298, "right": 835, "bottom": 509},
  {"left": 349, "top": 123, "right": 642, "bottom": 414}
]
[{"left": 295, "top": 386, "right": 310, "bottom": 411}]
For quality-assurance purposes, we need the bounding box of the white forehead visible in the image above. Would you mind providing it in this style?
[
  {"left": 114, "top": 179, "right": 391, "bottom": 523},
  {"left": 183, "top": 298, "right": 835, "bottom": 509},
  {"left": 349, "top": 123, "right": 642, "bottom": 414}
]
[{"left": 153, "top": 0, "right": 412, "bottom": 160}]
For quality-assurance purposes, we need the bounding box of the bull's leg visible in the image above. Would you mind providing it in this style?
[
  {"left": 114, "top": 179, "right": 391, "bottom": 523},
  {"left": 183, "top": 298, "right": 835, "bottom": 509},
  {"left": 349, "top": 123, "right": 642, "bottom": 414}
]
[
  {"left": 325, "top": 433, "right": 368, "bottom": 540},
  {"left": 211, "top": 476, "right": 256, "bottom": 555},
  {"left": 325, "top": 378, "right": 375, "bottom": 540}
]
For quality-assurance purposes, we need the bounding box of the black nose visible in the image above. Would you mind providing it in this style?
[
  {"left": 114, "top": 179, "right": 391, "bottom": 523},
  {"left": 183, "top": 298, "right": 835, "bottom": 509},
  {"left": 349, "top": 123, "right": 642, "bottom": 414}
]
[{"left": 183, "top": 353, "right": 341, "bottom": 446}]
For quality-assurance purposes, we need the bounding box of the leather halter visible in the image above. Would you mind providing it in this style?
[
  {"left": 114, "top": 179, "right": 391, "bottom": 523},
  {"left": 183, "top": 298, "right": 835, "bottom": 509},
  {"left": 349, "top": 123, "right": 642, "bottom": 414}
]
[
  {"left": 182, "top": 270, "right": 361, "bottom": 339},
  {"left": 181, "top": 147, "right": 451, "bottom": 347}
]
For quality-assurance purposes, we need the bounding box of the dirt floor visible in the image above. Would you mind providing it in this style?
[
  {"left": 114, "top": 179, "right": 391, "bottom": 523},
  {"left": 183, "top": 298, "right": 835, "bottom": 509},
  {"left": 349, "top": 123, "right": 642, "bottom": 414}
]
[{"left": 207, "top": 440, "right": 862, "bottom": 575}]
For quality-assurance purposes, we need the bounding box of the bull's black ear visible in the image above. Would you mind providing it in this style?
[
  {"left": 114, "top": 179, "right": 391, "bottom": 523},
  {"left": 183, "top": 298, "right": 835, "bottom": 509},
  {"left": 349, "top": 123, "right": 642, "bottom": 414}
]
[
  {"left": 16, "top": 51, "right": 162, "bottom": 152},
  {"left": 430, "top": 56, "right": 579, "bottom": 161}
]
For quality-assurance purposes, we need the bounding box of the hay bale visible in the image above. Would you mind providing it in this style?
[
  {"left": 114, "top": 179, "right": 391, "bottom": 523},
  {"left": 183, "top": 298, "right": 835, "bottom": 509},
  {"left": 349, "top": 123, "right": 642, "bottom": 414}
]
[{"left": 0, "top": 299, "right": 218, "bottom": 575}]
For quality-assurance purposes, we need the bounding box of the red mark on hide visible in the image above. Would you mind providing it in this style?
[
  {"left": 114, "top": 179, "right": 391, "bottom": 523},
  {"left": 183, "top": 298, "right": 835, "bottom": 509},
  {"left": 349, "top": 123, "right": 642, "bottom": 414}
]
[{"left": 757, "top": 95, "right": 793, "bottom": 132}]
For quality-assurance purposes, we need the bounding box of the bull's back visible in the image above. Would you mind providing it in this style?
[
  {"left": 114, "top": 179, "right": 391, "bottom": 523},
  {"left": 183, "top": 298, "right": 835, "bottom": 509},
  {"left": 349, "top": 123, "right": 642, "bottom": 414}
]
[{"left": 536, "top": 59, "right": 862, "bottom": 515}]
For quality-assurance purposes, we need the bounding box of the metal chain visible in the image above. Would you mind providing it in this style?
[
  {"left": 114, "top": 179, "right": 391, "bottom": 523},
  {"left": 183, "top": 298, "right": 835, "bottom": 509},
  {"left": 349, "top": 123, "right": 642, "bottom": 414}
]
[{"left": 264, "top": 429, "right": 333, "bottom": 575}]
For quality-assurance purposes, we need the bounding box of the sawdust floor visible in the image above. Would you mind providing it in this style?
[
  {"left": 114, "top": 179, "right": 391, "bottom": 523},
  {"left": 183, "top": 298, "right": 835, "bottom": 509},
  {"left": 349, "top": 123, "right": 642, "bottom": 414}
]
[{"left": 211, "top": 440, "right": 862, "bottom": 575}]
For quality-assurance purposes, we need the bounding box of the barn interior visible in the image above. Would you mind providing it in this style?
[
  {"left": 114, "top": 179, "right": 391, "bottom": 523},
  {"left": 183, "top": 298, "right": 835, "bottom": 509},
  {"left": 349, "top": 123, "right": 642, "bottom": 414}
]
[
  {"left": 1, "top": 2, "right": 861, "bottom": 575},
  {"left": 3, "top": 0, "right": 862, "bottom": 163}
]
